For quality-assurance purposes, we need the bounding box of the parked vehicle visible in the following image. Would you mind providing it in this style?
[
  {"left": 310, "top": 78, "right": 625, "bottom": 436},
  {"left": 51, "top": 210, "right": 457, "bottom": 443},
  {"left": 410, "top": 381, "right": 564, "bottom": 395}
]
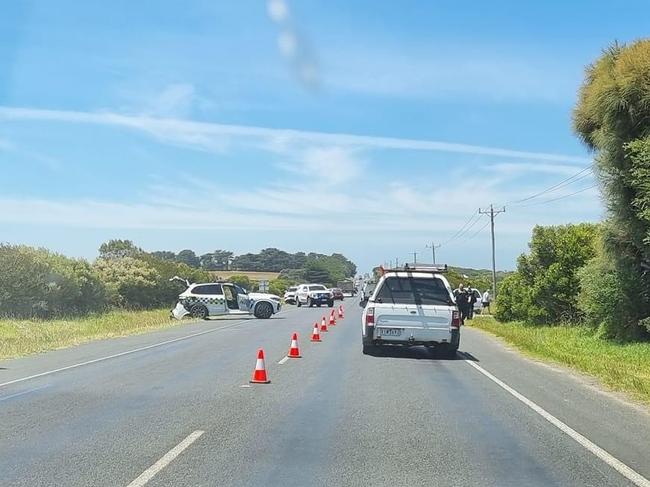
[
  {"left": 283, "top": 286, "right": 298, "bottom": 304},
  {"left": 337, "top": 279, "right": 357, "bottom": 296},
  {"left": 330, "top": 288, "right": 344, "bottom": 300},
  {"left": 296, "top": 284, "right": 334, "bottom": 307},
  {"left": 360, "top": 264, "right": 460, "bottom": 356},
  {"left": 171, "top": 282, "right": 281, "bottom": 320}
]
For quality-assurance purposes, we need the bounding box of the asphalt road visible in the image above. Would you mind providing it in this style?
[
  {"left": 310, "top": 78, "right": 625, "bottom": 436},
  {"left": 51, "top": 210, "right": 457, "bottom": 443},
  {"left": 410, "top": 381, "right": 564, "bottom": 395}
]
[{"left": 1, "top": 300, "right": 649, "bottom": 486}]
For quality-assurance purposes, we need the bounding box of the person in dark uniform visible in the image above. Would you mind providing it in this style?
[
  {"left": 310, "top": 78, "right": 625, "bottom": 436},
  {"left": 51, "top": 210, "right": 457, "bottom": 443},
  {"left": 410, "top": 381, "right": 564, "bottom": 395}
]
[
  {"left": 467, "top": 286, "right": 477, "bottom": 320},
  {"left": 454, "top": 284, "right": 470, "bottom": 323}
]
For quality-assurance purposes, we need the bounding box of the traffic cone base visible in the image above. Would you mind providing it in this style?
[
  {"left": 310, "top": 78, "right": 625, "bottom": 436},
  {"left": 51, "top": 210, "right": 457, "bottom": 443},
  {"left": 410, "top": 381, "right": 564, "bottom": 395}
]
[
  {"left": 250, "top": 348, "right": 271, "bottom": 384},
  {"left": 311, "top": 323, "right": 322, "bottom": 342},
  {"left": 288, "top": 333, "right": 302, "bottom": 358}
]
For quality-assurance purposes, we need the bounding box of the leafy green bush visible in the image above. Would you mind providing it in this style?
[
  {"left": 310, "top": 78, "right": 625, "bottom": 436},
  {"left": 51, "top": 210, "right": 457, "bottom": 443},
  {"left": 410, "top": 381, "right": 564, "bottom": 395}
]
[
  {"left": 0, "top": 244, "right": 107, "bottom": 318},
  {"left": 269, "top": 278, "right": 291, "bottom": 296},
  {"left": 93, "top": 257, "right": 160, "bottom": 309},
  {"left": 495, "top": 223, "right": 598, "bottom": 324}
]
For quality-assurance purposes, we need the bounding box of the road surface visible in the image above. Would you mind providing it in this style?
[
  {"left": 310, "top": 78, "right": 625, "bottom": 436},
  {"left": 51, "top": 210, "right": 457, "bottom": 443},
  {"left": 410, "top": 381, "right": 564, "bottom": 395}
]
[{"left": 1, "top": 300, "right": 649, "bottom": 486}]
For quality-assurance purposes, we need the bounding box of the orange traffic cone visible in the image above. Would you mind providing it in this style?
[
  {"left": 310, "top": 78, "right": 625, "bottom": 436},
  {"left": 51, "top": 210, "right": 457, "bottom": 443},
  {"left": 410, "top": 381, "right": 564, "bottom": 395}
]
[
  {"left": 329, "top": 310, "right": 336, "bottom": 326},
  {"left": 311, "top": 322, "right": 322, "bottom": 342},
  {"left": 320, "top": 316, "right": 328, "bottom": 333},
  {"left": 288, "top": 333, "right": 301, "bottom": 358},
  {"left": 250, "top": 348, "right": 270, "bottom": 384},
  {"left": 338, "top": 305, "right": 344, "bottom": 319}
]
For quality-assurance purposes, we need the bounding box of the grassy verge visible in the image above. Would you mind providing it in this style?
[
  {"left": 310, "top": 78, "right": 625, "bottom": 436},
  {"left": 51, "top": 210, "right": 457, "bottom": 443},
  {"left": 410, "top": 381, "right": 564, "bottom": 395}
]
[
  {"left": 470, "top": 316, "right": 650, "bottom": 404},
  {"left": 0, "top": 309, "right": 179, "bottom": 361}
]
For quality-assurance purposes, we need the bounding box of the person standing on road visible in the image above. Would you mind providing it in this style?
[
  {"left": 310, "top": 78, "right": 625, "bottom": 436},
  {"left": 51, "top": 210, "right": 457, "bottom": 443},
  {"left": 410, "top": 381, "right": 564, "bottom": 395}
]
[
  {"left": 482, "top": 289, "right": 491, "bottom": 314},
  {"left": 467, "top": 286, "right": 477, "bottom": 320},
  {"left": 454, "top": 284, "right": 470, "bottom": 323}
]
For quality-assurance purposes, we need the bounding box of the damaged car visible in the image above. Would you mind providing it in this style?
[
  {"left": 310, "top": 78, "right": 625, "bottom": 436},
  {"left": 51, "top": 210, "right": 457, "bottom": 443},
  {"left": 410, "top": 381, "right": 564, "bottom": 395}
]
[{"left": 170, "top": 280, "right": 281, "bottom": 320}]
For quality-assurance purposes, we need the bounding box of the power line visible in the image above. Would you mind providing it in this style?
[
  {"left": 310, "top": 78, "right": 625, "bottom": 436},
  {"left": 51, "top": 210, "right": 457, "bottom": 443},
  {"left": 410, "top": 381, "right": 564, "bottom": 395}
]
[
  {"left": 466, "top": 219, "right": 491, "bottom": 240},
  {"left": 519, "top": 184, "right": 597, "bottom": 207},
  {"left": 505, "top": 165, "right": 594, "bottom": 206},
  {"left": 442, "top": 211, "right": 480, "bottom": 246}
]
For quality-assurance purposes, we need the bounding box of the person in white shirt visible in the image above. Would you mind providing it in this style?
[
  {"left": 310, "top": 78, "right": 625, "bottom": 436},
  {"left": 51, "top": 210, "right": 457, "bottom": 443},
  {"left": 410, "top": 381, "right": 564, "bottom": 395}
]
[{"left": 482, "top": 290, "right": 491, "bottom": 314}]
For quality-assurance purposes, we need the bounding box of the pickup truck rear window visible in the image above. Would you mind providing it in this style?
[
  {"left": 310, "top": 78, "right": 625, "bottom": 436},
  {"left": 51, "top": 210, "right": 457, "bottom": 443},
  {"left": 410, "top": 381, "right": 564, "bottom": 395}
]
[{"left": 375, "top": 277, "right": 451, "bottom": 305}]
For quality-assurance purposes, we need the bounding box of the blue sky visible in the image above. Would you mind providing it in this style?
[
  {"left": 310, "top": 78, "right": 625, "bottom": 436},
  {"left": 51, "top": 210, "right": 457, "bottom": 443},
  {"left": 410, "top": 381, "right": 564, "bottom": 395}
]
[{"left": 1, "top": 1, "right": 648, "bottom": 272}]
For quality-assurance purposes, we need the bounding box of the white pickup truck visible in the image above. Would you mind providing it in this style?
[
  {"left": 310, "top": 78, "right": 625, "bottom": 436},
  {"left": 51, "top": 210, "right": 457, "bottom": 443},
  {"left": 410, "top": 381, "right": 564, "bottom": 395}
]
[{"left": 360, "top": 265, "right": 461, "bottom": 356}]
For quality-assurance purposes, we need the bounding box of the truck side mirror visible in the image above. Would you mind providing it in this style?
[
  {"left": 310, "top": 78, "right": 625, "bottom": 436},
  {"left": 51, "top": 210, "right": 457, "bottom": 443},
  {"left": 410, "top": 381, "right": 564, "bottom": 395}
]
[{"left": 359, "top": 298, "right": 368, "bottom": 308}]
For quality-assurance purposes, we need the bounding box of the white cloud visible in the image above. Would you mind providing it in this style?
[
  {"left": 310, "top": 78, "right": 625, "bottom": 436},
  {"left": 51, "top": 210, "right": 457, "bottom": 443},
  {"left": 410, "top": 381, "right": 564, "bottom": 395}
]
[
  {"left": 144, "top": 83, "right": 196, "bottom": 118},
  {"left": 0, "top": 106, "right": 591, "bottom": 164},
  {"left": 275, "top": 146, "right": 364, "bottom": 186},
  {"left": 323, "top": 44, "right": 580, "bottom": 103}
]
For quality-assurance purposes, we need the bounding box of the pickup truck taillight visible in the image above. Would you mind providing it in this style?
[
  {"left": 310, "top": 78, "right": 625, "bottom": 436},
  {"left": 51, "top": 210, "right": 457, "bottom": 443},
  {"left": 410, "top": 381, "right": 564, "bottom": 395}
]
[
  {"left": 365, "top": 307, "right": 375, "bottom": 326},
  {"left": 451, "top": 310, "right": 461, "bottom": 329}
]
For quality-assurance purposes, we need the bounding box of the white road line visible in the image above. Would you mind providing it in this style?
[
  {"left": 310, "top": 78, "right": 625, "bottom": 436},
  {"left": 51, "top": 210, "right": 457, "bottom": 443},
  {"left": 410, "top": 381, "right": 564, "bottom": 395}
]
[
  {"left": 464, "top": 358, "right": 650, "bottom": 487},
  {"left": 0, "top": 320, "right": 249, "bottom": 389},
  {"left": 0, "top": 384, "right": 50, "bottom": 402},
  {"left": 278, "top": 356, "right": 290, "bottom": 365},
  {"left": 0, "top": 303, "right": 303, "bottom": 390},
  {"left": 126, "top": 430, "right": 204, "bottom": 487}
]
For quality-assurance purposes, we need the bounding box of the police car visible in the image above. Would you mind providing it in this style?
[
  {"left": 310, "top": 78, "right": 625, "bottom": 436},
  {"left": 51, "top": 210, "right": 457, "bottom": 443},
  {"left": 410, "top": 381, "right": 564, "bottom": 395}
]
[{"left": 171, "top": 281, "right": 281, "bottom": 320}]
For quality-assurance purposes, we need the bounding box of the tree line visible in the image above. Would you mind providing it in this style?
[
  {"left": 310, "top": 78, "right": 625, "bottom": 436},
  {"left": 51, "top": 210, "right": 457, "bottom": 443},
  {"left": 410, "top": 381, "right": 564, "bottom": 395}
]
[
  {"left": 496, "top": 39, "right": 650, "bottom": 340},
  {"left": 0, "top": 240, "right": 356, "bottom": 319},
  {"left": 149, "top": 246, "right": 356, "bottom": 276}
]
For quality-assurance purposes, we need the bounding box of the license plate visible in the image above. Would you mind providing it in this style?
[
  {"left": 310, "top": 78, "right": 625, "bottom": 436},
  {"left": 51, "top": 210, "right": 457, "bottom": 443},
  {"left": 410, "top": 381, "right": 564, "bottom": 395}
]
[{"left": 380, "top": 328, "right": 402, "bottom": 336}]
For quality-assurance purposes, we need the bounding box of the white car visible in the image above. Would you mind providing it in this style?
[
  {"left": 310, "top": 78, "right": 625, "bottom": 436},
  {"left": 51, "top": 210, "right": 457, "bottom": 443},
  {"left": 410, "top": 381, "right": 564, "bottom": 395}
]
[
  {"left": 296, "top": 284, "right": 334, "bottom": 308},
  {"left": 171, "top": 282, "right": 281, "bottom": 320},
  {"left": 283, "top": 286, "right": 298, "bottom": 304},
  {"left": 360, "top": 265, "right": 461, "bottom": 356}
]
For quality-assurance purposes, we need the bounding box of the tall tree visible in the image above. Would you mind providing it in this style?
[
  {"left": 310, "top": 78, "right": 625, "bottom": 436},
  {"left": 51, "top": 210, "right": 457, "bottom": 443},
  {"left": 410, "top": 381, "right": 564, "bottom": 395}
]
[
  {"left": 98, "top": 239, "right": 142, "bottom": 260},
  {"left": 151, "top": 251, "right": 176, "bottom": 261},
  {"left": 573, "top": 39, "right": 650, "bottom": 337},
  {"left": 176, "top": 249, "right": 200, "bottom": 268}
]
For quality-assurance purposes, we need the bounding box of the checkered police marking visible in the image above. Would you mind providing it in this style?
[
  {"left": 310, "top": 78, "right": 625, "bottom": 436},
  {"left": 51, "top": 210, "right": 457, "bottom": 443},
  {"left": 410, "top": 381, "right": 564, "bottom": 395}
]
[{"left": 181, "top": 296, "right": 225, "bottom": 306}]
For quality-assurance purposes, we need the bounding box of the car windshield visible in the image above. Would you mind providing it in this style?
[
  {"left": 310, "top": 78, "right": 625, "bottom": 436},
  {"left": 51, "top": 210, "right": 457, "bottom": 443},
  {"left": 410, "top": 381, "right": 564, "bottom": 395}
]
[
  {"left": 375, "top": 276, "right": 451, "bottom": 305},
  {"left": 309, "top": 285, "right": 326, "bottom": 291}
]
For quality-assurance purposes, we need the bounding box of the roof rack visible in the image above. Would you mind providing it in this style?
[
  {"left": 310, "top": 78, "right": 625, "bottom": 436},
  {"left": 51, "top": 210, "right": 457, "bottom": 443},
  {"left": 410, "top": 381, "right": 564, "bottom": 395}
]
[{"left": 380, "top": 263, "right": 448, "bottom": 274}]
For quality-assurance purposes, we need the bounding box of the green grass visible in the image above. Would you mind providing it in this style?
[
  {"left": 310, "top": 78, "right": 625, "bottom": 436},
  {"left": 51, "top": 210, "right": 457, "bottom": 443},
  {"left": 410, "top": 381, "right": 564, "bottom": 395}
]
[
  {"left": 0, "top": 309, "right": 179, "bottom": 360},
  {"left": 470, "top": 316, "right": 650, "bottom": 404}
]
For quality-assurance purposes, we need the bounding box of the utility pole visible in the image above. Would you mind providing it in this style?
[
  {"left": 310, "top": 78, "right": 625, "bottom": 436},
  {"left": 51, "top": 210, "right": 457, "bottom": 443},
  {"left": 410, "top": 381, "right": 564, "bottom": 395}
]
[
  {"left": 426, "top": 242, "right": 441, "bottom": 264},
  {"left": 412, "top": 251, "right": 418, "bottom": 265},
  {"left": 479, "top": 204, "right": 505, "bottom": 299},
  {"left": 396, "top": 257, "right": 399, "bottom": 268}
]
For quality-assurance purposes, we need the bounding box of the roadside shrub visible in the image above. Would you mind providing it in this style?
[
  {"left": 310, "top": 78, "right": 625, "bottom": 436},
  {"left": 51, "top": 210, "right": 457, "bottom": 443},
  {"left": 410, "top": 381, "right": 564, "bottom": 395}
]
[
  {"left": 0, "top": 244, "right": 107, "bottom": 318},
  {"left": 269, "top": 278, "right": 291, "bottom": 296},
  {"left": 496, "top": 223, "right": 598, "bottom": 324},
  {"left": 93, "top": 257, "right": 160, "bottom": 309}
]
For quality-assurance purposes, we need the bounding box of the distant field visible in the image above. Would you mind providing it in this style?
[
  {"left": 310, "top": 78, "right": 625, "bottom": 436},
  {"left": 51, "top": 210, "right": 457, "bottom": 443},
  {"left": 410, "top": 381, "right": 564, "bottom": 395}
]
[{"left": 208, "top": 270, "right": 281, "bottom": 281}]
